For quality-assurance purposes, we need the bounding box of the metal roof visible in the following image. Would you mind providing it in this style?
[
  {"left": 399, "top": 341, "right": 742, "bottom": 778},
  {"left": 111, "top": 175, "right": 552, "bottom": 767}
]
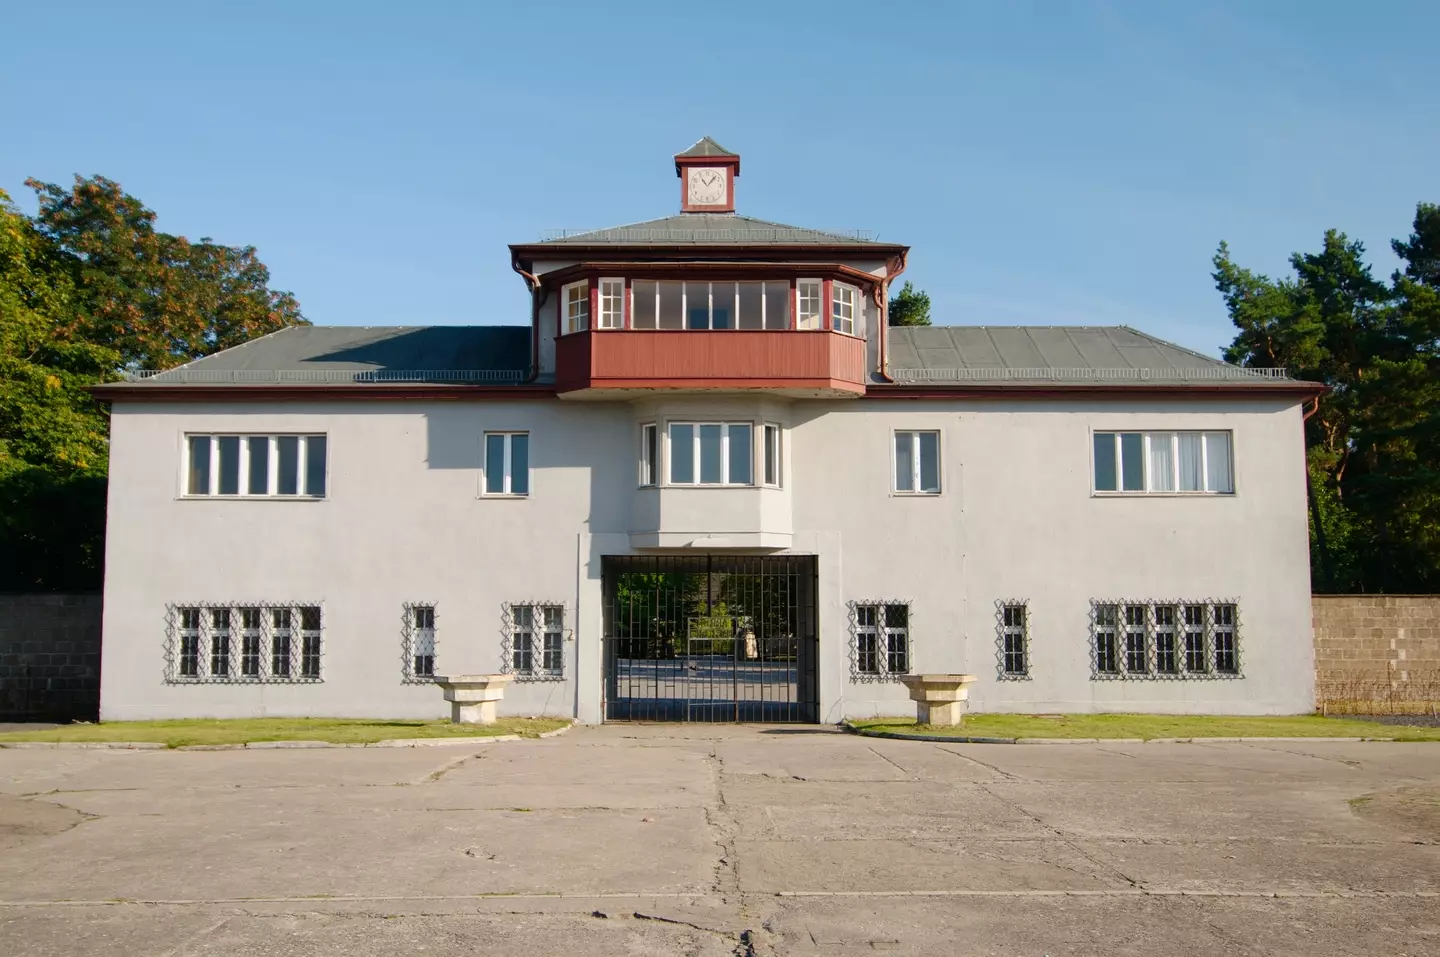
[
  {"left": 884, "top": 326, "right": 1292, "bottom": 385},
  {"left": 535, "top": 214, "right": 887, "bottom": 247},
  {"left": 675, "top": 136, "right": 737, "bottom": 158},
  {"left": 128, "top": 326, "right": 529, "bottom": 384}
]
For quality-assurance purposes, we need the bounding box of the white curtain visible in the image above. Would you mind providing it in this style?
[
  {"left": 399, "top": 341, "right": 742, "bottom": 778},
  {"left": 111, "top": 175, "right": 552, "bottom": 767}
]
[
  {"left": 1205, "top": 432, "right": 1233, "bottom": 493},
  {"left": 1178, "top": 433, "right": 1204, "bottom": 491},
  {"left": 1148, "top": 433, "right": 1175, "bottom": 492}
]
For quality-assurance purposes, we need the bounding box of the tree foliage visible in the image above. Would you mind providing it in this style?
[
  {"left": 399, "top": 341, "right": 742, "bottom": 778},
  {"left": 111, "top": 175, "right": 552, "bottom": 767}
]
[
  {"left": 887, "top": 280, "right": 931, "bottom": 326},
  {"left": 1215, "top": 203, "right": 1440, "bottom": 592},
  {"left": 1, "top": 178, "right": 304, "bottom": 590}
]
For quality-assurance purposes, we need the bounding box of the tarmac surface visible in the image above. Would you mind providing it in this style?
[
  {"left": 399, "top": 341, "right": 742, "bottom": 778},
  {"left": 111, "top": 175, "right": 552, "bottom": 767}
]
[{"left": 1, "top": 724, "right": 1438, "bottom": 955}]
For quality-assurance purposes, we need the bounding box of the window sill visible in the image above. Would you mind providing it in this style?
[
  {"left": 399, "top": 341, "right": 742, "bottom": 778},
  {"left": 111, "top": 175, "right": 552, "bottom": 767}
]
[
  {"left": 177, "top": 495, "right": 326, "bottom": 502},
  {"left": 479, "top": 494, "right": 530, "bottom": 500},
  {"left": 890, "top": 491, "right": 942, "bottom": 498},
  {"left": 1091, "top": 491, "right": 1235, "bottom": 498}
]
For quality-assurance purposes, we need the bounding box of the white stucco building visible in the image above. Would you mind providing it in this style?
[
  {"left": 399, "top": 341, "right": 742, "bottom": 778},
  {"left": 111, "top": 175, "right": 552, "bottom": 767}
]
[{"left": 95, "top": 139, "right": 1322, "bottom": 723}]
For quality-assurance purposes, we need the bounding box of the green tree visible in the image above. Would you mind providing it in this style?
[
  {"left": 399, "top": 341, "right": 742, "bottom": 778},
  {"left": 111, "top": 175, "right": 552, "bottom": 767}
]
[
  {"left": 1215, "top": 203, "right": 1440, "bottom": 592},
  {"left": 887, "top": 280, "right": 931, "bottom": 327},
  {"left": 26, "top": 175, "right": 305, "bottom": 370}
]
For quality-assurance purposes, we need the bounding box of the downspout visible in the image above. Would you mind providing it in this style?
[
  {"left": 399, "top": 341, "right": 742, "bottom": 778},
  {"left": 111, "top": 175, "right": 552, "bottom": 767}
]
[
  {"left": 874, "top": 250, "right": 908, "bottom": 383},
  {"left": 1302, "top": 395, "right": 1336, "bottom": 592},
  {"left": 511, "top": 255, "right": 546, "bottom": 384}
]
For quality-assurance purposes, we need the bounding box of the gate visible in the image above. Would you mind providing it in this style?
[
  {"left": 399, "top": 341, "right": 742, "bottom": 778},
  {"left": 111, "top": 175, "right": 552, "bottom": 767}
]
[{"left": 602, "top": 555, "right": 818, "bottom": 722}]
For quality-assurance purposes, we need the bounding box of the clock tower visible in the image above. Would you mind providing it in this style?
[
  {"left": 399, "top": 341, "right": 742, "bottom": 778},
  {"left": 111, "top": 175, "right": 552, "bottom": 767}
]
[{"left": 675, "top": 137, "right": 739, "bottom": 213}]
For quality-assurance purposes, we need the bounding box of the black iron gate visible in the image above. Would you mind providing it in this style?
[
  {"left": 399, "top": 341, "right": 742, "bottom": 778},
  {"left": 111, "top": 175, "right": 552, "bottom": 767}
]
[{"left": 602, "top": 555, "right": 819, "bottom": 722}]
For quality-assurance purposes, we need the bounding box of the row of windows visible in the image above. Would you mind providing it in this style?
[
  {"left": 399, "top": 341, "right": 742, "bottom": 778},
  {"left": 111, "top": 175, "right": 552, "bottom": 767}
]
[
  {"left": 847, "top": 600, "right": 1241, "bottom": 681},
  {"left": 179, "top": 429, "right": 1236, "bottom": 500},
  {"left": 166, "top": 602, "right": 568, "bottom": 683},
  {"left": 563, "top": 279, "right": 860, "bottom": 335}
]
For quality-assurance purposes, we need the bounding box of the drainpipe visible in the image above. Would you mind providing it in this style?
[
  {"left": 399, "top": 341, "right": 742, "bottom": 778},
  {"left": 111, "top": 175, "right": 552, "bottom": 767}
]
[
  {"left": 874, "top": 250, "right": 908, "bottom": 383},
  {"left": 511, "top": 255, "right": 546, "bottom": 384},
  {"left": 1302, "top": 395, "right": 1336, "bottom": 592}
]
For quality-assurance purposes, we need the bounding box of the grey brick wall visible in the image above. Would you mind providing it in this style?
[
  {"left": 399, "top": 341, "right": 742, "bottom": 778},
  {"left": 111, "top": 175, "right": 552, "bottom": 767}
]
[{"left": 0, "top": 594, "right": 103, "bottom": 721}]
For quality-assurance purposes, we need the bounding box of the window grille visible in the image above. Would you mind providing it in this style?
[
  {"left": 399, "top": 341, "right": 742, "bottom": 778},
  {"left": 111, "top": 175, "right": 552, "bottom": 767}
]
[
  {"left": 401, "top": 603, "right": 438, "bottom": 683},
  {"left": 849, "top": 601, "right": 912, "bottom": 681},
  {"left": 1090, "top": 600, "right": 1241, "bottom": 680},
  {"left": 996, "top": 601, "right": 1030, "bottom": 679},
  {"left": 502, "top": 602, "right": 569, "bottom": 680},
  {"left": 166, "top": 603, "right": 323, "bottom": 683}
]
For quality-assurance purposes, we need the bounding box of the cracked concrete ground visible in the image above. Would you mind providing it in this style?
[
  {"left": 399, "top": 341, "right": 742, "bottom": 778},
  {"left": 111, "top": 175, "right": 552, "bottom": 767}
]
[{"left": 1, "top": 726, "right": 1438, "bottom": 956}]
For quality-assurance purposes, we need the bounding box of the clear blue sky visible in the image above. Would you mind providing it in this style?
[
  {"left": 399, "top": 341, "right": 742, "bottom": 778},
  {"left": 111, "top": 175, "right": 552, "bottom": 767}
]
[{"left": 4, "top": 1, "right": 1436, "bottom": 356}]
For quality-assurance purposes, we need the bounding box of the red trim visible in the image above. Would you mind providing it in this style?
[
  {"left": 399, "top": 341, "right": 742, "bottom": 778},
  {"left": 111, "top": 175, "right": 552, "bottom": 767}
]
[
  {"left": 588, "top": 276, "right": 598, "bottom": 333},
  {"left": 563, "top": 377, "right": 864, "bottom": 394},
  {"left": 822, "top": 279, "right": 833, "bottom": 332},
  {"left": 863, "top": 383, "right": 1325, "bottom": 400},
  {"left": 623, "top": 276, "right": 632, "bottom": 330},
  {"left": 789, "top": 279, "right": 797, "bottom": 331},
  {"left": 92, "top": 385, "right": 557, "bottom": 402},
  {"left": 675, "top": 156, "right": 739, "bottom": 213},
  {"left": 510, "top": 243, "right": 909, "bottom": 264}
]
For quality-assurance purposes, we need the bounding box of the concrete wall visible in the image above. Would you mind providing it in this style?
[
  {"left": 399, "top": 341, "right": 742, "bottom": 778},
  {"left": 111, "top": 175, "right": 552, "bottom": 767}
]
[
  {"left": 1314, "top": 595, "right": 1440, "bottom": 714},
  {"left": 100, "top": 393, "right": 1315, "bottom": 722},
  {"left": 0, "top": 594, "right": 103, "bottom": 721}
]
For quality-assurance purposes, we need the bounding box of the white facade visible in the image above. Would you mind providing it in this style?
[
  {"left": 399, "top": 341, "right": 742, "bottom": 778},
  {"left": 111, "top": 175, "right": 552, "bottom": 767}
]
[{"left": 99, "top": 392, "right": 1315, "bottom": 722}]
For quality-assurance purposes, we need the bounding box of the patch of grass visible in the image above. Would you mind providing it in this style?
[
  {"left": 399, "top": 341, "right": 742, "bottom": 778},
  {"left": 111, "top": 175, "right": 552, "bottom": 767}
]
[
  {"left": 0, "top": 717, "right": 570, "bottom": 748},
  {"left": 849, "top": 713, "right": 1440, "bottom": 741}
]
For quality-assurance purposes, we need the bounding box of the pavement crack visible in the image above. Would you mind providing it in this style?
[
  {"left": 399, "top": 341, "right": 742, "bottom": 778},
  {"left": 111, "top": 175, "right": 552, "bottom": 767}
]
[
  {"left": 936, "top": 746, "right": 1022, "bottom": 781},
  {"left": 867, "top": 746, "right": 913, "bottom": 779},
  {"left": 705, "top": 745, "right": 742, "bottom": 902},
  {"left": 423, "top": 751, "right": 485, "bottom": 784}
]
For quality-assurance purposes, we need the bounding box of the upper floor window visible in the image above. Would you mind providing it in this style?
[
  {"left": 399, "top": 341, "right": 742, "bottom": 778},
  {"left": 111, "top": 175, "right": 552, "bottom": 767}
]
[
  {"left": 639, "top": 423, "right": 658, "bottom": 487},
  {"left": 629, "top": 280, "right": 790, "bottom": 331},
  {"left": 797, "top": 280, "right": 823, "bottom": 330},
  {"left": 668, "top": 422, "right": 753, "bottom": 486},
  {"left": 1093, "top": 431, "right": 1233, "bottom": 494},
  {"left": 894, "top": 430, "right": 940, "bottom": 494},
  {"left": 598, "top": 278, "right": 624, "bottom": 329},
  {"left": 832, "top": 283, "right": 857, "bottom": 335},
  {"left": 563, "top": 281, "right": 589, "bottom": 334},
  {"left": 763, "top": 423, "right": 782, "bottom": 487},
  {"left": 483, "top": 431, "right": 529, "bottom": 496},
  {"left": 186, "top": 434, "right": 327, "bottom": 498}
]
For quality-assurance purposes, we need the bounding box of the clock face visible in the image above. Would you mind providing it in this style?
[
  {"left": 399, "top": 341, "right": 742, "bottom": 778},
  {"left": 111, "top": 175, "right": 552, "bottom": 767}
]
[{"left": 687, "top": 167, "right": 728, "bottom": 205}]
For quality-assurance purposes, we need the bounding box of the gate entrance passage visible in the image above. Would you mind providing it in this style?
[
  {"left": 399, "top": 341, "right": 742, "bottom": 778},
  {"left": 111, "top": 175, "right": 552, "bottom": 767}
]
[{"left": 602, "top": 555, "right": 818, "bottom": 722}]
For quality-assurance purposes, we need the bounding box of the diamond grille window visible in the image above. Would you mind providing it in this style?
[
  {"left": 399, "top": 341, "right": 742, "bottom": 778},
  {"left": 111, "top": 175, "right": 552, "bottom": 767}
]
[
  {"left": 402, "top": 603, "right": 438, "bottom": 683},
  {"left": 166, "top": 603, "right": 323, "bottom": 683},
  {"left": 1090, "top": 600, "right": 1241, "bottom": 680},
  {"left": 997, "top": 601, "right": 1030, "bottom": 679},
  {"left": 850, "top": 601, "right": 911, "bottom": 681},
  {"left": 502, "top": 602, "right": 568, "bottom": 681}
]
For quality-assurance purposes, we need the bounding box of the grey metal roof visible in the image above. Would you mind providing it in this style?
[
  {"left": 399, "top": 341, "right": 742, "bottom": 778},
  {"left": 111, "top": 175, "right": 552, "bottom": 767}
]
[
  {"left": 675, "top": 136, "right": 737, "bottom": 158},
  {"left": 128, "top": 326, "right": 529, "bottom": 384},
  {"left": 536, "top": 214, "right": 887, "bottom": 247},
  {"left": 884, "top": 326, "right": 1292, "bottom": 385}
]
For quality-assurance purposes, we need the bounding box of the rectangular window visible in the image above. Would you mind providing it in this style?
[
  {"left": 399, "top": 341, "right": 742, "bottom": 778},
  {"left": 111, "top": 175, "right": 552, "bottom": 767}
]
[
  {"left": 737, "top": 281, "right": 763, "bottom": 330},
  {"left": 168, "top": 603, "right": 322, "bottom": 684},
  {"left": 1213, "top": 604, "right": 1238, "bottom": 673},
  {"left": 764, "top": 281, "right": 790, "bottom": 329},
  {"left": 894, "top": 431, "right": 941, "bottom": 494},
  {"left": 685, "top": 281, "right": 712, "bottom": 329},
  {"left": 1094, "top": 604, "right": 1119, "bottom": 674},
  {"left": 1183, "top": 604, "right": 1207, "bottom": 673},
  {"left": 1123, "top": 604, "right": 1148, "bottom": 674},
  {"left": 1153, "top": 604, "right": 1177, "bottom": 674},
  {"left": 563, "top": 280, "right": 589, "bottom": 334},
  {"left": 598, "top": 278, "right": 624, "bottom": 329},
  {"left": 852, "top": 602, "right": 911, "bottom": 678},
  {"left": 797, "top": 280, "right": 823, "bottom": 330},
  {"left": 1094, "top": 431, "right": 1234, "bottom": 494},
  {"left": 763, "top": 424, "right": 781, "bottom": 487},
  {"left": 667, "top": 422, "right": 754, "bottom": 486},
  {"left": 640, "top": 423, "right": 658, "bottom": 487},
  {"left": 483, "top": 432, "right": 530, "bottom": 496},
  {"left": 272, "top": 608, "right": 292, "bottom": 677},
  {"left": 1001, "top": 603, "right": 1028, "bottom": 677},
  {"left": 657, "top": 281, "right": 683, "bottom": 329},
  {"left": 512, "top": 604, "right": 534, "bottom": 674},
  {"left": 508, "top": 602, "right": 565, "bottom": 679},
  {"left": 542, "top": 606, "right": 564, "bottom": 675},
  {"left": 632, "top": 279, "right": 657, "bottom": 328},
  {"left": 832, "top": 283, "right": 857, "bottom": 335},
  {"left": 299, "top": 606, "right": 322, "bottom": 678},
  {"left": 408, "top": 604, "right": 436, "bottom": 679},
  {"left": 209, "top": 608, "right": 231, "bottom": 677},
  {"left": 179, "top": 607, "right": 201, "bottom": 677},
  {"left": 239, "top": 607, "right": 262, "bottom": 677},
  {"left": 185, "top": 435, "right": 326, "bottom": 498}
]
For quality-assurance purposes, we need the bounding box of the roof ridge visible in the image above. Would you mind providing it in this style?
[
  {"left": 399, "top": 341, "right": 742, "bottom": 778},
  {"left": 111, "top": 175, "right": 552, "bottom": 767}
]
[{"left": 1117, "top": 324, "right": 1231, "bottom": 366}]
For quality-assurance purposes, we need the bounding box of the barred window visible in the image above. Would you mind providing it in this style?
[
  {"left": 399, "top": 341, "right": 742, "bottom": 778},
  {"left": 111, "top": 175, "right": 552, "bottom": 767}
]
[
  {"left": 402, "top": 603, "right": 437, "bottom": 682},
  {"left": 506, "top": 603, "right": 566, "bottom": 680},
  {"left": 167, "top": 603, "right": 322, "bottom": 683},
  {"left": 1092, "top": 600, "right": 1240, "bottom": 680},
  {"left": 999, "top": 602, "right": 1029, "bottom": 678},
  {"left": 851, "top": 602, "right": 911, "bottom": 679}
]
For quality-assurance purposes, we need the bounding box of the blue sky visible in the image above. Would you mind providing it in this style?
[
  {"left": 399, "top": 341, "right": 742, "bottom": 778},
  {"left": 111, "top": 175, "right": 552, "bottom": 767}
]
[{"left": 3, "top": 1, "right": 1436, "bottom": 356}]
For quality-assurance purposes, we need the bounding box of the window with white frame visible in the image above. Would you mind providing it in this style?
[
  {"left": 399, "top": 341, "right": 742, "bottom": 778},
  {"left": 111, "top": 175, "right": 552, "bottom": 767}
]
[
  {"left": 483, "top": 432, "right": 529, "bottom": 496},
  {"left": 563, "top": 280, "right": 590, "bottom": 334},
  {"left": 185, "top": 434, "right": 327, "bottom": 498},
  {"left": 894, "top": 430, "right": 941, "bottom": 494},
  {"left": 667, "top": 422, "right": 753, "bottom": 486},
  {"left": 403, "top": 603, "right": 437, "bottom": 682},
  {"left": 639, "top": 423, "right": 658, "bottom": 487},
  {"left": 998, "top": 602, "right": 1029, "bottom": 678},
  {"left": 167, "top": 603, "right": 322, "bottom": 683},
  {"left": 1091, "top": 600, "right": 1240, "bottom": 679},
  {"left": 831, "top": 283, "right": 857, "bottom": 335},
  {"left": 851, "top": 602, "right": 911, "bottom": 679},
  {"left": 598, "top": 278, "right": 624, "bottom": 329},
  {"left": 506, "top": 603, "right": 565, "bottom": 679},
  {"left": 763, "top": 423, "right": 782, "bottom": 487},
  {"left": 1093, "top": 431, "right": 1233, "bottom": 494},
  {"left": 797, "top": 279, "right": 823, "bottom": 330}
]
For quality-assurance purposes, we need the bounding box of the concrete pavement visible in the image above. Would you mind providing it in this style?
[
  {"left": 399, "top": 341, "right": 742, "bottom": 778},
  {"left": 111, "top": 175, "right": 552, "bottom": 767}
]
[{"left": 1, "top": 725, "right": 1438, "bottom": 955}]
